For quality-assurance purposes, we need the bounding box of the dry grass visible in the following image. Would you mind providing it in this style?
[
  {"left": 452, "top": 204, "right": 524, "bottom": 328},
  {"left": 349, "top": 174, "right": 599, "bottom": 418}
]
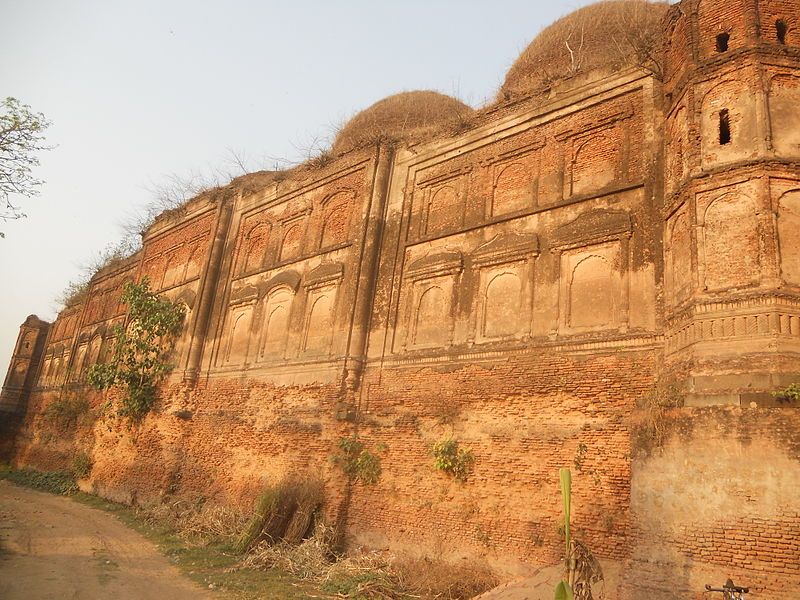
[
  {"left": 394, "top": 556, "right": 498, "bottom": 600},
  {"left": 137, "top": 498, "right": 249, "bottom": 545},
  {"left": 631, "top": 377, "right": 684, "bottom": 454},
  {"left": 332, "top": 91, "right": 473, "bottom": 155},
  {"left": 235, "top": 477, "right": 325, "bottom": 552},
  {"left": 242, "top": 519, "right": 338, "bottom": 578},
  {"left": 244, "top": 520, "right": 498, "bottom": 600},
  {"left": 500, "top": 0, "right": 670, "bottom": 100}
]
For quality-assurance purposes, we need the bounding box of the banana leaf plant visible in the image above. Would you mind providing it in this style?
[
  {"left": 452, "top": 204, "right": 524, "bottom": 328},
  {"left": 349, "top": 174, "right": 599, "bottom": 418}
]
[{"left": 555, "top": 468, "right": 574, "bottom": 600}]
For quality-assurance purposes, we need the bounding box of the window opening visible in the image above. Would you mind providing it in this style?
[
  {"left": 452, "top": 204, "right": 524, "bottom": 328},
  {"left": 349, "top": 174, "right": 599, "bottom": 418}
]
[
  {"left": 716, "top": 32, "right": 730, "bottom": 52},
  {"left": 776, "top": 20, "right": 788, "bottom": 45},
  {"left": 719, "top": 109, "right": 731, "bottom": 145}
]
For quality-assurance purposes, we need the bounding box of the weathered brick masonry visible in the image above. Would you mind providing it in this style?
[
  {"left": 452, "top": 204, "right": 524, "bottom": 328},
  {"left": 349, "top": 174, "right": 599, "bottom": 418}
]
[{"left": 3, "top": 0, "right": 800, "bottom": 597}]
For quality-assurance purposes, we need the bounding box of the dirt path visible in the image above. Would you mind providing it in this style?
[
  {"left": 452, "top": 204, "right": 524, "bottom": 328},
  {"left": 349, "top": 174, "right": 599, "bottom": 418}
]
[{"left": 0, "top": 480, "right": 214, "bottom": 600}]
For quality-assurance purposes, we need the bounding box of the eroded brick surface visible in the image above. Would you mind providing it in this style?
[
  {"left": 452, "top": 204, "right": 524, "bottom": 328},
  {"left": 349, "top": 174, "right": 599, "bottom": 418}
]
[{"left": 3, "top": 1, "right": 800, "bottom": 597}]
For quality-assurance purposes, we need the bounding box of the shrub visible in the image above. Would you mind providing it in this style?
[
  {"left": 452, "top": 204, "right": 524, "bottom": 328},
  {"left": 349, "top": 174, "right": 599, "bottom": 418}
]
[
  {"left": 332, "top": 436, "right": 384, "bottom": 485},
  {"left": 42, "top": 396, "right": 90, "bottom": 430},
  {"left": 87, "top": 278, "right": 185, "bottom": 423},
  {"left": 71, "top": 451, "right": 93, "bottom": 479},
  {"left": 631, "top": 378, "right": 683, "bottom": 454},
  {"left": 773, "top": 383, "right": 800, "bottom": 403},
  {"left": 0, "top": 465, "right": 77, "bottom": 495},
  {"left": 235, "top": 478, "right": 324, "bottom": 553},
  {"left": 432, "top": 438, "right": 475, "bottom": 482}
]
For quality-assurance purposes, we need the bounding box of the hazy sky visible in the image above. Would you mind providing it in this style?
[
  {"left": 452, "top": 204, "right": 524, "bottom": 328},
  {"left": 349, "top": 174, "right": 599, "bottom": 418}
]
[{"left": 0, "top": 0, "right": 617, "bottom": 372}]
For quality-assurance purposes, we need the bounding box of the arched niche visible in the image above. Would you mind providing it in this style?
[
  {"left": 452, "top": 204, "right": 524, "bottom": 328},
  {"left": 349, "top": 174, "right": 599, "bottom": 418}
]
[
  {"left": 493, "top": 162, "right": 531, "bottom": 216},
  {"left": 17, "top": 331, "right": 35, "bottom": 356},
  {"left": 701, "top": 193, "right": 760, "bottom": 290},
  {"left": 778, "top": 190, "right": 800, "bottom": 285},
  {"left": 769, "top": 74, "right": 800, "bottom": 157},
  {"left": 72, "top": 344, "right": 88, "bottom": 381},
  {"left": 241, "top": 222, "right": 271, "bottom": 273},
  {"left": 185, "top": 244, "right": 204, "bottom": 280},
  {"left": 87, "top": 335, "right": 103, "bottom": 368},
  {"left": 426, "top": 185, "right": 459, "bottom": 235},
  {"left": 320, "top": 191, "right": 353, "bottom": 249},
  {"left": 483, "top": 272, "right": 523, "bottom": 339},
  {"left": 571, "top": 131, "right": 619, "bottom": 196},
  {"left": 11, "top": 361, "right": 27, "bottom": 387},
  {"left": 569, "top": 254, "right": 614, "bottom": 329},
  {"left": 162, "top": 252, "right": 183, "bottom": 289},
  {"left": 413, "top": 285, "right": 447, "bottom": 346},
  {"left": 667, "top": 210, "right": 693, "bottom": 305},
  {"left": 226, "top": 308, "right": 252, "bottom": 365},
  {"left": 666, "top": 106, "right": 688, "bottom": 191},
  {"left": 304, "top": 293, "right": 334, "bottom": 355},
  {"left": 260, "top": 287, "right": 294, "bottom": 358},
  {"left": 280, "top": 222, "right": 303, "bottom": 262}
]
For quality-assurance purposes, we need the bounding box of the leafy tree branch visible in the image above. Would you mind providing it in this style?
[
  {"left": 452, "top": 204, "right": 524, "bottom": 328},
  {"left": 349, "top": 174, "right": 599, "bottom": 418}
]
[
  {"left": 88, "top": 278, "right": 186, "bottom": 422},
  {"left": 0, "top": 97, "right": 52, "bottom": 235}
]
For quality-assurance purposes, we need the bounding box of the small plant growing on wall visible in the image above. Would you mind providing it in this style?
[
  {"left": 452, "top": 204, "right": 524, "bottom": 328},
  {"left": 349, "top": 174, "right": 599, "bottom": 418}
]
[
  {"left": 432, "top": 438, "right": 475, "bottom": 482},
  {"left": 42, "top": 395, "right": 90, "bottom": 431},
  {"left": 772, "top": 383, "right": 800, "bottom": 404},
  {"left": 88, "top": 278, "right": 185, "bottom": 423},
  {"left": 332, "top": 435, "right": 385, "bottom": 485},
  {"left": 71, "top": 451, "right": 93, "bottom": 479},
  {"left": 631, "top": 377, "right": 683, "bottom": 454}
]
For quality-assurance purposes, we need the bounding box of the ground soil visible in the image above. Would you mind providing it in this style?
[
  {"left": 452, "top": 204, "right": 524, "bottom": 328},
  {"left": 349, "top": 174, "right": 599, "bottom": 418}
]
[{"left": 0, "top": 480, "right": 214, "bottom": 600}]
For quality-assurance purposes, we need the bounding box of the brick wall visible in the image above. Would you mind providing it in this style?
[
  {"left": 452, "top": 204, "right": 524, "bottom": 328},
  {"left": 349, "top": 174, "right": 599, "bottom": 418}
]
[{"left": 3, "top": 1, "right": 800, "bottom": 597}]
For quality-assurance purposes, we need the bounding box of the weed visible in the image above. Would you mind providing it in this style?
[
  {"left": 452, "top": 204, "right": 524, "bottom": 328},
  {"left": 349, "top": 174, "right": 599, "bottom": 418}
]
[
  {"left": 573, "top": 442, "right": 588, "bottom": 472},
  {"left": 71, "top": 451, "right": 93, "bottom": 479},
  {"left": 432, "top": 438, "right": 475, "bottom": 482},
  {"left": 0, "top": 464, "right": 77, "bottom": 495},
  {"left": 631, "top": 378, "right": 683, "bottom": 454},
  {"left": 474, "top": 524, "right": 493, "bottom": 548},
  {"left": 42, "top": 396, "right": 90, "bottom": 430},
  {"left": 773, "top": 383, "right": 800, "bottom": 404},
  {"left": 332, "top": 436, "right": 384, "bottom": 485}
]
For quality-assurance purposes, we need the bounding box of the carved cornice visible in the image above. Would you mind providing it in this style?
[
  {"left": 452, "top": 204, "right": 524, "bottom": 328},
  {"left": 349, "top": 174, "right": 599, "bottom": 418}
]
[
  {"left": 551, "top": 209, "right": 632, "bottom": 251},
  {"left": 407, "top": 251, "right": 463, "bottom": 281},
  {"left": 472, "top": 233, "right": 539, "bottom": 268},
  {"left": 304, "top": 262, "right": 344, "bottom": 288}
]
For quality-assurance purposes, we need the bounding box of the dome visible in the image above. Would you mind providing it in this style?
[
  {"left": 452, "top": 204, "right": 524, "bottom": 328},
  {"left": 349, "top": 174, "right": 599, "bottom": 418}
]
[
  {"left": 332, "top": 91, "right": 473, "bottom": 154},
  {"left": 500, "top": 0, "right": 669, "bottom": 100}
]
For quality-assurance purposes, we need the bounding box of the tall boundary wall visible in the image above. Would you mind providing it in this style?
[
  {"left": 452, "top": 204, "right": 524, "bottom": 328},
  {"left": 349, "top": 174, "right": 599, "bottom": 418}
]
[{"left": 3, "top": 1, "right": 800, "bottom": 597}]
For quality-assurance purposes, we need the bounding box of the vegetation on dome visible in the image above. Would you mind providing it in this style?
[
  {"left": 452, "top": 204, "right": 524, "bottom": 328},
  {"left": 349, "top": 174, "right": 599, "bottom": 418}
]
[
  {"left": 332, "top": 90, "right": 473, "bottom": 155},
  {"left": 500, "top": 0, "right": 669, "bottom": 101}
]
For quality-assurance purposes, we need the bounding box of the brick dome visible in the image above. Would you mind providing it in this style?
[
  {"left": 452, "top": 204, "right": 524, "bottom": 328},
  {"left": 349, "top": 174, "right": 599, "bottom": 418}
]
[
  {"left": 332, "top": 91, "right": 473, "bottom": 154},
  {"left": 500, "top": 0, "right": 669, "bottom": 100}
]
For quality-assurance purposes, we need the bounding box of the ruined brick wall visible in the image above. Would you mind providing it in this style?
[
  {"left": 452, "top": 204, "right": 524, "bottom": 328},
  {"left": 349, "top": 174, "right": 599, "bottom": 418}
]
[
  {"left": 3, "top": 1, "right": 800, "bottom": 597},
  {"left": 625, "top": 407, "right": 800, "bottom": 600}
]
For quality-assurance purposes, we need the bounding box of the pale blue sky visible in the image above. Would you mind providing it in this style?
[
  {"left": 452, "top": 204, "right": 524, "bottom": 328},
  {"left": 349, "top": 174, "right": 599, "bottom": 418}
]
[{"left": 0, "top": 0, "right": 630, "bottom": 371}]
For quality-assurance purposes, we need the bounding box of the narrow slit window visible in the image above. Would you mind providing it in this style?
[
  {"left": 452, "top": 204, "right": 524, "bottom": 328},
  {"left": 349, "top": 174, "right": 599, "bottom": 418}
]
[
  {"left": 716, "top": 32, "right": 730, "bottom": 52},
  {"left": 776, "top": 20, "right": 788, "bottom": 45},
  {"left": 719, "top": 109, "right": 731, "bottom": 145}
]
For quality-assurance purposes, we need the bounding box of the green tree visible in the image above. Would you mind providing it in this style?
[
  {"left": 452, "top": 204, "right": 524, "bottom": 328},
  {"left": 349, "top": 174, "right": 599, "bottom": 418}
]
[
  {"left": 0, "top": 97, "right": 52, "bottom": 236},
  {"left": 88, "top": 278, "right": 186, "bottom": 422}
]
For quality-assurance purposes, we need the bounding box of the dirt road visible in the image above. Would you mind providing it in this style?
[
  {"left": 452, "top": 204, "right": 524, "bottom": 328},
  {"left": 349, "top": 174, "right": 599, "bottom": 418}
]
[{"left": 0, "top": 480, "right": 214, "bottom": 600}]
